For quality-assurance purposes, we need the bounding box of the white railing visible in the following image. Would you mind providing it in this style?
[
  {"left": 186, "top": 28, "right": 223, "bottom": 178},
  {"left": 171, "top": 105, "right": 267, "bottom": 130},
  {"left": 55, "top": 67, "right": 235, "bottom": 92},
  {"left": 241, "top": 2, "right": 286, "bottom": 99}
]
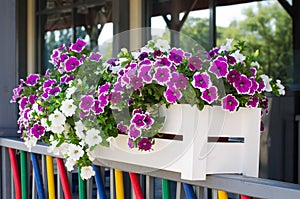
[{"left": 1, "top": 137, "right": 300, "bottom": 199}]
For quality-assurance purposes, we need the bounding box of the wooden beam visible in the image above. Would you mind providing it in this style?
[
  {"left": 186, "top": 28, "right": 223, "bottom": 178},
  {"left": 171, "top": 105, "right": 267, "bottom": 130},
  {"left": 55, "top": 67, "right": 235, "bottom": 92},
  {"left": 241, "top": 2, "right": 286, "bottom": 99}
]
[
  {"left": 209, "top": 0, "right": 217, "bottom": 48},
  {"left": 278, "top": 0, "right": 293, "bottom": 17}
]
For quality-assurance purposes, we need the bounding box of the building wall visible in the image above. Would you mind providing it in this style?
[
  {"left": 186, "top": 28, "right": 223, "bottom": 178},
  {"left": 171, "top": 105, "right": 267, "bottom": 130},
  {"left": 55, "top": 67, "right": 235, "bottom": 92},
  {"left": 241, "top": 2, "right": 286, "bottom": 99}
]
[{"left": 0, "top": 0, "right": 18, "bottom": 136}]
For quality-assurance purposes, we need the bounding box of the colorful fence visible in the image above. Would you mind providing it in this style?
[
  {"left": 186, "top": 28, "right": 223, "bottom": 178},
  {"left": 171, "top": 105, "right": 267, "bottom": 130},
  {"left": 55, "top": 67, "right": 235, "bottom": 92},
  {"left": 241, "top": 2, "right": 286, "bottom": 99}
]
[{"left": 1, "top": 137, "right": 300, "bottom": 199}]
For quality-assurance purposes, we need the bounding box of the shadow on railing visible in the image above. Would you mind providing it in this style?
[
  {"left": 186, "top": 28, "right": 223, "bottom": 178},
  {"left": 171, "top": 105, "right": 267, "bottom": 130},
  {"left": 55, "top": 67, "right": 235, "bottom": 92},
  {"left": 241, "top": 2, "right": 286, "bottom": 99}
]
[{"left": 1, "top": 137, "right": 300, "bottom": 199}]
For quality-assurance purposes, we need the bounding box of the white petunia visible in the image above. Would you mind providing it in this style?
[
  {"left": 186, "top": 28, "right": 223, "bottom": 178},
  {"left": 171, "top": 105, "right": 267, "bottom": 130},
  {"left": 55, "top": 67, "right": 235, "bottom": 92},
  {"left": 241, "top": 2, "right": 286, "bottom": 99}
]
[
  {"left": 87, "top": 149, "right": 96, "bottom": 161},
  {"left": 49, "top": 125, "right": 64, "bottom": 134},
  {"left": 32, "top": 103, "right": 42, "bottom": 115},
  {"left": 24, "top": 136, "right": 38, "bottom": 151},
  {"left": 260, "top": 74, "right": 272, "bottom": 92},
  {"left": 251, "top": 61, "right": 260, "bottom": 69},
  {"left": 276, "top": 79, "right": 285, "bottom": 95},
  {"left": 85, "top": 128, "right": 102, "bottom": 147},
  {"left": 65, "top": 158, "right": 76, "bottom": 172},
  {"left": 41, "top": 118, "right": 51, "bottom": 131},
  {"left": 232, "top": 50, "right": 246, "bottom": 63},
  {"left": 49, "top": 109, "right": 66, "bottom": 127},
  {"left": 154, "top": 39, "right": 170, "bottom": 52},
  {"left": 67, "top": 144, "right": 84, "bottom": 161},
  {"left": 48, "top": 139, "right": 60, "bottom": 155},
  {"left": 75, "top": 120, "right": 85, "bottom": 139},
  {"left": 80, "top": 166, "right": 95, "bottom": 180},
  {"left": 60, "top": 99, "right": 77, "bottom": 117},
  {"left": 66, "top": 86, "right": 76, "bottom": 98},
  {"left": 219, "top": 38, "right": 233, "bottom": 52}
]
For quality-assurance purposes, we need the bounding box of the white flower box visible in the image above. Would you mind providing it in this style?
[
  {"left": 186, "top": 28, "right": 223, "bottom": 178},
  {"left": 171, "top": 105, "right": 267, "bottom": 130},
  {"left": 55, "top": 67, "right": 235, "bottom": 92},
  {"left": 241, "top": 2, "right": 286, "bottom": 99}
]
[{"left": 94, "top": 104, "right": 261, "bottom": 180}]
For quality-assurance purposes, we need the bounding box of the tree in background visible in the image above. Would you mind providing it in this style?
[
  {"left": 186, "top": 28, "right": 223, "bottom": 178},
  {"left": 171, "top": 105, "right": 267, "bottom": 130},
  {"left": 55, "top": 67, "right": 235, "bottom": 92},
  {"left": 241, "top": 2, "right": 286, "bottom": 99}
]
[{"left": 180, "top": 2, "right": 293, "bottom": 84}]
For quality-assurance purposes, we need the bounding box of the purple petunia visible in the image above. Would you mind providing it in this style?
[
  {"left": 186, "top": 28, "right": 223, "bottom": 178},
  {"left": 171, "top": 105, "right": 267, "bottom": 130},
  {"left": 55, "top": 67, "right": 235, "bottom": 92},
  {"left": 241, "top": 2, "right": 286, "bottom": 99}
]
[
  {"left": 246, "top": 96, "right": 259, "bottom": 108},
  {"left": 43, "top": 79, "right": 56, "bottom": 88},
  {"left": 188, "top": 57, "right": 202, "bottom": 71},
  {"left": 92, "top": 100, "right": 104, "bottom": 115},
  {"left": 98, "top": 94, "right": 109, "bottom": 107},
  {"left": 153, "top": 67, "right": 171, "bottom": 84},
  {"left": 109, "top": 91, "right": 122, "bottom": 104},
  {"left": 172, "top": 73, "right": 188, "bottom": 89},
  {"left": 30, "top": 123, "right": 45, "bottom": 138},
  {"left": 25, "top": 74, "right": 40, "bottom": 86},
  {"left": 131, "top": 113, "right": 146, "bottom": 128},
  {"left": 138, "top": 137, "right": 152, "bottom": 151},
  {"left": 65, "top": 56, "right": 80, "bottom": 72},
  {"left": 257, "top": 81, "right": 265, "bottom": 93},
  {"left": 79, "top": 95, "right": 95, "bottom": 111},
  {"left": 129, "top": 124, "right": 141, "bottom": 140},
  {"left": 233, "top": 75, "right": 252, "bottom": 94},
  {"left": 117, "top": 122, "right": 128, "bottom": 134},
  {"left": 49, "top": 86, "right": 61, "bottom": 96},
  {"left": 29, "top": 95, "right": 38, "bottom": 105},
  {"left": 138, "top": 65, "right": 152, "bottom": 83},
  {"left": 60, "top": 74, "right": 74, "bottom": 84},
  {"left": 226, "top": 69, "right": 241, "bottom": 84},
  {"left": 144, "top": 113, "right": 154, "bottom": 127},
  {"left": 19, "top": 97, "right": 28, "bottom": 110},
  {"left": 192, "top": 72, "right": 211, "bottom": 91},
  {"left": 98, "top": 83, "right": 111, "bottom": 95},
  {"left": 207, "top": 47, "right": 220, "bottom": 59},
  {"left": 201, "top": 86, "right": 218, "bottom": 104},
  {"left": 169, "top": 48, "right": 184, "bottom": 64},
  {"left": 249, "top": 67, "right": 257, "bottom": 76},
  {"left": 89, "top": 52, "right": 102, "bottom": 62},
  {"left": 209, "top": 57, "right": 229, "bottom": 78},
  {"left": 164, "top": 86, "right": 182, "bottom": 103},
  {"left": 138, "top": 52, "right": 148, "bottom": 60},
  {"left": 222, "top": 94, "right": 239, "bottom": 112},
  {"left": 249, "top": 77, "right": 259, "bottom": 95},
  {"left": 130, "top": 76, "right": 144, "bottom": 90},
  {"left": 128, "top": 138, "right": 134, "bottom": 148},
  {"left": 71, "top": 38, "right": 87, "bottom": 52},
  {"left": 155, "top": 57, "right": 172, "bottom": 67},
  {"left": 226, "top": 54, "right": 236, "bottom": 65}
]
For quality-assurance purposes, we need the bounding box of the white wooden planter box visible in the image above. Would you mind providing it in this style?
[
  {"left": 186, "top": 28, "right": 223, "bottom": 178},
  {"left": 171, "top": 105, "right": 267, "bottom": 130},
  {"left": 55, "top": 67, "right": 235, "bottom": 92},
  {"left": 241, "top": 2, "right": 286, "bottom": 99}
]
[{"left": 94, "top": 104, "right": 261, "bottom": 181}]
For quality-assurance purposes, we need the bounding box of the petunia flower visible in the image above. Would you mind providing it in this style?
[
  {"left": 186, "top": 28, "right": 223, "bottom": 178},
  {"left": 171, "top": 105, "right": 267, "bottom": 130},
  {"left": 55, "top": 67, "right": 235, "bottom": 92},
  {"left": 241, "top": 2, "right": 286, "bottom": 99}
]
[
  {"left": 79, "top": 95, "right": 95, "bottom": 111},
  {"left": 131, "top": 113, "right": 146, "bottom": 128},
  {"left": 71, "top": 38, "right": 87, "bottom": 53},
  {"left": 222, "top": 94, "right": 239, "bottom": 112},
  {"left": 232, "top": 50, "right": 246, "bottom": 63},
  {"left": 117, "top": 122, "right": 128, "bottom": 133},
  {"left": 98, "top": 82, "right": 111, "bottom": 95},
  {"left": 67, "top": 144, "right": 84, "bottom": 161},
  {"left": 201, "top": 86, "right": 218, "bottom": 104},
  {"left": 65, "top": 56, "right": 80, "bottom": 72},
  {"left": 138, "top": 65, "right": 152, "bottom": 83},
  {"left": 164, "top": 86, "right": 182, "bottom": 103},
  {"left": 85, "top": 128, "right": 102, "bottom": 147},
  {"left": 155, "top": 57, "right": 172, "bottom": 67},
  {"left": 249, "top": 77, "right": 259, "bottom": 95},
  {"left": 226, "top": 69, "right": 241, "bottom": 84},
  {"left": 130, "top": 76, "right": 144, "bottom": 90},
  {"left": 192, "top": 72, "right": 211, "bottom": 91},
  {"left": 80, "top": 166, "right": 95, "bottom": 180},
  {"left": 30, "top": 123, "right": 45, "bottom": 138},
  {"left": 276, "top": 79, "right": 285, "bottom": 95},
  {"left": 246, "top": 96, "right": 259, "bottom": 108},
  {"left": 188, "top": 56, "right": 202, "bottom": 71},
  {"left": 88, "top": 52, "right": 102, "bottom": 62},
  {"left": 49, "top": 109, "right": 66, "bottom": 127},
  {"left": 153, "top": 67, "right": 171, "bottom": 85},
  {"left": 43, "top": 79, "right": 57, "bottom": 88},
  {"left": 129, "top": 124, "right": 141, "bottom": 140},
  {"left": 209, "top": 57, "right": 229, "bottom": 78},
  {"left": 109, "top": 91, "right": 122, "bottom": 104},
  {"left": 25, "top": 74, "right": 40, "bottom": 86},
  {"left": 233, "top": 75, "right": 252, "bottom": 94},
  {"left": 138, "top": 137, "right": 152, "bottom": 151},
  {"left": 169, "top": 48, "right": 184, "bottom": 64},
  {"left": 260, "top": 74, "right": 272, "bottom": 92},
  {"left": 60, "top": 99, "right": 77, "bottom": 117}
]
